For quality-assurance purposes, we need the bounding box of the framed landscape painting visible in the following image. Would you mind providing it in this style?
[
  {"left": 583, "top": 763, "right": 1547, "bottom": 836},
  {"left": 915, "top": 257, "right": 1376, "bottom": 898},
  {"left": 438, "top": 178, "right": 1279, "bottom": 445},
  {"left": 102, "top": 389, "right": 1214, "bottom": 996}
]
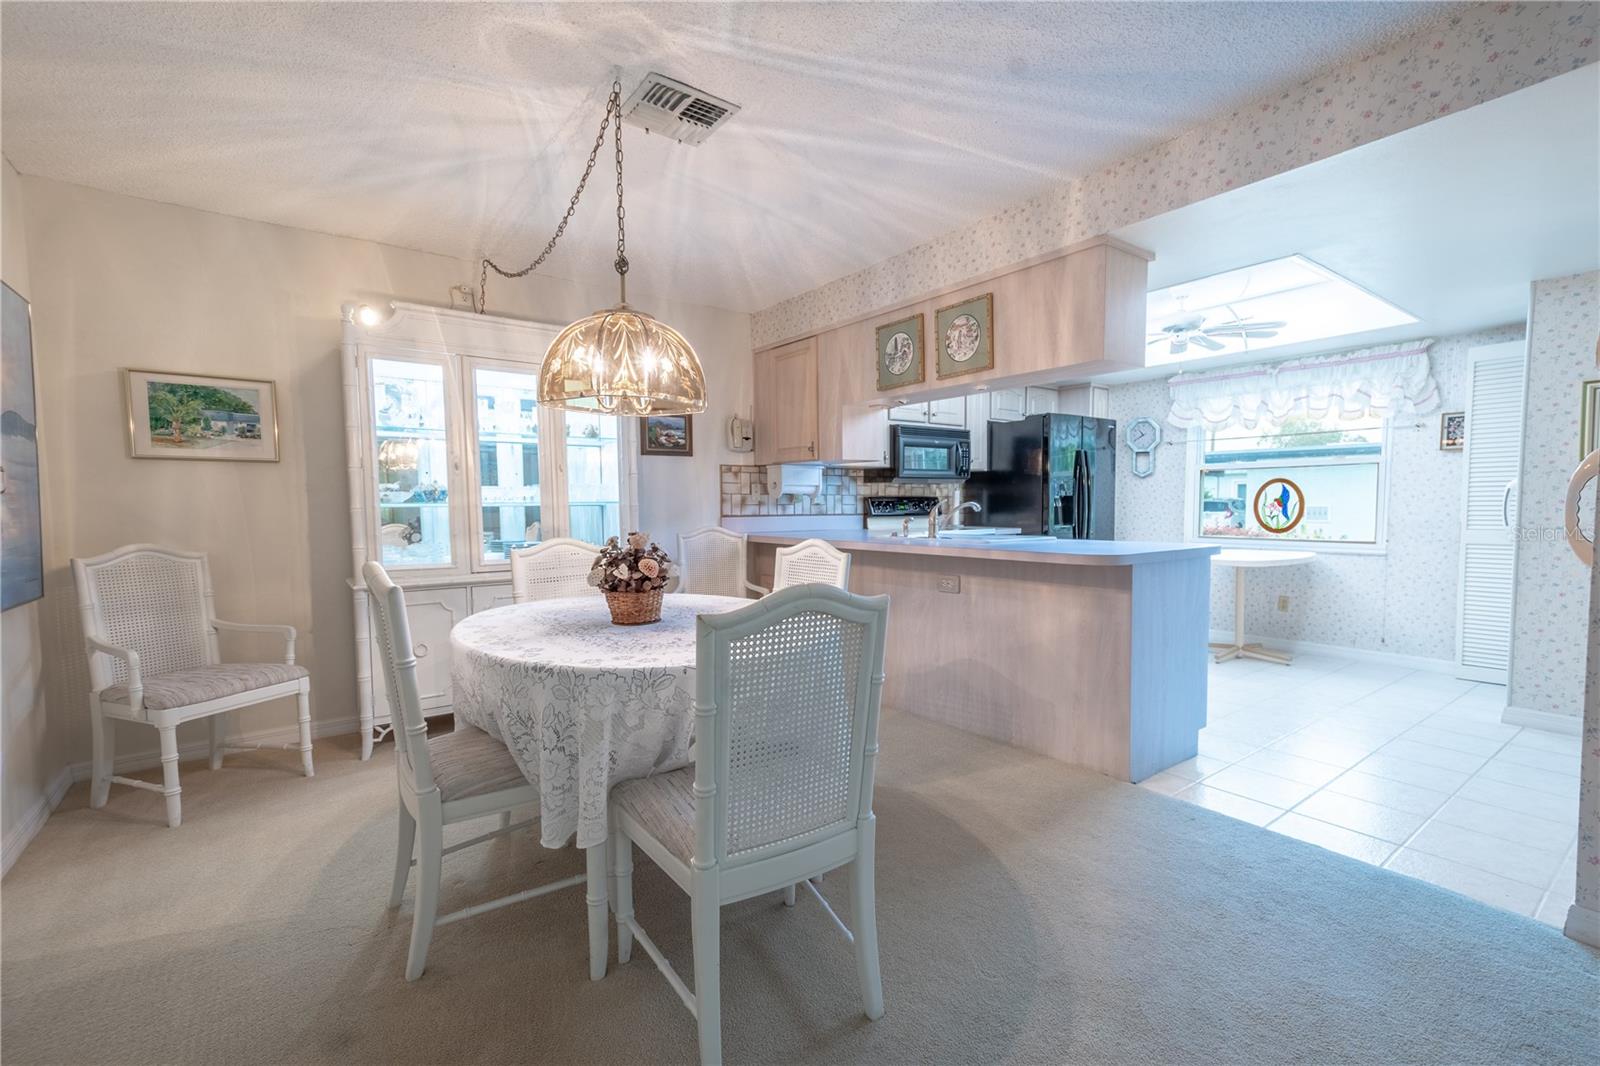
[
  {"left": 2, "top": 282, "right": 43, "bottom": 610},
  {"left": 124, "top": 369, "right": 279, "bottom": 462},
  {"left": 641, "top": 413, "right": 693, "bottom": 456}
]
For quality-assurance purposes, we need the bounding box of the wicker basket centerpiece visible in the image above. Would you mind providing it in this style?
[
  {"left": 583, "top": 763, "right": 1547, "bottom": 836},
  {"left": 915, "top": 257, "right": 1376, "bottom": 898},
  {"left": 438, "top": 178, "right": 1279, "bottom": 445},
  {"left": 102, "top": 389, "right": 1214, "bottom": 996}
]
[{"left": 588, "top": 531, "right": 674, "bottom": 626}]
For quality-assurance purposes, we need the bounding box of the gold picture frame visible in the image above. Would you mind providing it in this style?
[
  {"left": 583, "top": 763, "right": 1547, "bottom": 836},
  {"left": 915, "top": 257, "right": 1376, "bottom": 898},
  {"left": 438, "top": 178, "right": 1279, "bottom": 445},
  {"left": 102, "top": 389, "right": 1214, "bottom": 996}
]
[
  {"left": 123, "top": 368, "right": 281, "bottom": 462},
  {"left": 1581, "top": 378, "right": 1600, "bottom": 459},
  {"left": 875, "top": 314, "right": 925, "bottom": 391},
  {"left": 935, "top": 292, "right": 994, "bottom": 379}
]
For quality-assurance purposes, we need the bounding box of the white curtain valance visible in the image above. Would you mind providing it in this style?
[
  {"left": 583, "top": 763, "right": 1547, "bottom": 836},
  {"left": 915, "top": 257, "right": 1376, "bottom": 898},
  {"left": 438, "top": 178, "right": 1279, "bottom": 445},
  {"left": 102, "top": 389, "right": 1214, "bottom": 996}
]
[{"left": 1166, "top": 339, "right": 1440, "bottom": 431}]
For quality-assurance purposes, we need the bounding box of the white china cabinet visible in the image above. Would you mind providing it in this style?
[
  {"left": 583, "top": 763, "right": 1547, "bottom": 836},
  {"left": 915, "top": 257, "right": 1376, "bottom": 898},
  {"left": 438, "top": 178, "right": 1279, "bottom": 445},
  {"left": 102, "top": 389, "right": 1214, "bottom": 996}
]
[{"left": 342, "top": 301, "right": 639, "bottom": 758}]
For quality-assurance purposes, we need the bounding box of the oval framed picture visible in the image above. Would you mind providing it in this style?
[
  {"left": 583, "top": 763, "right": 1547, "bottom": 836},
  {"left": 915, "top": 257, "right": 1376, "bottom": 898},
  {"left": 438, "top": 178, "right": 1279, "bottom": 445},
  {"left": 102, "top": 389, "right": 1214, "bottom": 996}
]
[
  {"left": 1252, "top": 477, "right": 1306, "bottom": 535},
  {"left": 935, "top": 293, "right": 993, "bottom": 379}
]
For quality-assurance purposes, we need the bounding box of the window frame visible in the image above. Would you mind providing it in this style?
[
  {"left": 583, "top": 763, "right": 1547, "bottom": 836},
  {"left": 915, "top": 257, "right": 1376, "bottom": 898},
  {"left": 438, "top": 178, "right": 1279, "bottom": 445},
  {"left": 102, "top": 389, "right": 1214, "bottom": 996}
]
[{"left": 1183, "top": 417, "right": 1391, "bottom": 556}]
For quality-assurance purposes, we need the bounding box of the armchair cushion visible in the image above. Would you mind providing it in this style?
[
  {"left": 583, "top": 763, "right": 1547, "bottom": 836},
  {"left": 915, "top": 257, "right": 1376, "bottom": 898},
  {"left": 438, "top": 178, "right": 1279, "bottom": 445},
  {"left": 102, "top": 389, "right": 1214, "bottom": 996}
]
[{"left": 100, "top": 662, "right": 309, "bottom": 709}]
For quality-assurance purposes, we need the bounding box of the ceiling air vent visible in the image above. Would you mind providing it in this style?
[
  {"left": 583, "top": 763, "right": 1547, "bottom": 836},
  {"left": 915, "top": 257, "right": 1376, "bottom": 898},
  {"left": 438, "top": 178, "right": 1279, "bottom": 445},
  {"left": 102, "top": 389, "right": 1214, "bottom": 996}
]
[{"left": 621, "top": 73, "right": 739, "bottom": 146}]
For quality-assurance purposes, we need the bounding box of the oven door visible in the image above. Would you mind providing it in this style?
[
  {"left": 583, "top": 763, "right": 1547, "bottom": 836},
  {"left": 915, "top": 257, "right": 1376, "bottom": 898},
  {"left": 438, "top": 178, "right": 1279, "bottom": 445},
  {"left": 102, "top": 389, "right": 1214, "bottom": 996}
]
[{"left": 893, "top": 427, "right": 972, "bottom": 480}]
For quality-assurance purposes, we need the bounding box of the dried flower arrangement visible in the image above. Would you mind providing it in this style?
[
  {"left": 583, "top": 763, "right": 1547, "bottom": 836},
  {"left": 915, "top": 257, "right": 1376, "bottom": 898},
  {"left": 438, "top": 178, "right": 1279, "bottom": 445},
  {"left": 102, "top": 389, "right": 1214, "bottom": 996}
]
[{"left": 588, "top": 531, "right": 674, "bottom": 593}]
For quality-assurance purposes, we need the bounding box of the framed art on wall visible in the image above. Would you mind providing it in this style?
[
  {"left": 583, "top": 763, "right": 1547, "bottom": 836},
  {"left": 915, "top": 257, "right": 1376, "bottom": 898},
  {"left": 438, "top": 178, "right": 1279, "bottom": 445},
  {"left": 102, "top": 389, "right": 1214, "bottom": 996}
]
[
  {"left": 1, "top": 282, "right": 43, "bottom": 610},
  {"left": 935, "top": 292, "right": 994, "bottom": 379},
  {"left": 123, "top": 369, "right": 280, "bottom": 461},
  {"left": 1439, "top": 411, "right": 1465, "bottom": 450},
  {"left": 641, "top": 413, "right": 693, "bottom": 456},
  {"left": 1580, "top": 379, "right": 1599, "bottom": 459},
  {"left": 875, "top": 314, "right": 924, "bottom": 391}
]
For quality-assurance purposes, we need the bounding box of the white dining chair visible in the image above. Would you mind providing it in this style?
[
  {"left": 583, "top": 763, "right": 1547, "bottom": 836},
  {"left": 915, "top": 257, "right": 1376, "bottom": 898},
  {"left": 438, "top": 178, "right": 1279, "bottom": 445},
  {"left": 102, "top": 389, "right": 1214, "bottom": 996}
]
[
  {"left": 771, "top": 537, "right": 851, "bottom": 591},
  {"left": 508, "top": 537, "right": 600, "bottom": 603},
  {"left": 71, "top": 544, "right": 312, "bottom": 829},
  {"left": 676, "top": 527, "right": 769, "bottom": 598},
  {"left": 364, "top": 561, "right": 585, "bottom": 981},
  {"left": 608, "top": 583, "right": 890, "bottom": 1066}
]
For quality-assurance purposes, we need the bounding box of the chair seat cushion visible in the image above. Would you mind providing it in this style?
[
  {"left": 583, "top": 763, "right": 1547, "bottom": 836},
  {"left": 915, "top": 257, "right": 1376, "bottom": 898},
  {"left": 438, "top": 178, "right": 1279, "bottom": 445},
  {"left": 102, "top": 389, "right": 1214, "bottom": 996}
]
[
  {"left": 612, "top": 768, "right": 696, "bottom": 864},
  {"left": 101, "top": 662, "right": 309, "bottom": 709},
  {"left": 430, "top": 727, "right": 530, "bottom": 802}
]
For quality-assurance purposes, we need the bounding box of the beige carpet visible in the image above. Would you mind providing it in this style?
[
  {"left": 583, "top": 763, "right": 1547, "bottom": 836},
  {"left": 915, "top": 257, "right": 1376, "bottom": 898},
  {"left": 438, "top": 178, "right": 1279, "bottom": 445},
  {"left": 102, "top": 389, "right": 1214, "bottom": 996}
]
[{"left": 2, "top": 711, "right": 1596, "bottom": 1065}]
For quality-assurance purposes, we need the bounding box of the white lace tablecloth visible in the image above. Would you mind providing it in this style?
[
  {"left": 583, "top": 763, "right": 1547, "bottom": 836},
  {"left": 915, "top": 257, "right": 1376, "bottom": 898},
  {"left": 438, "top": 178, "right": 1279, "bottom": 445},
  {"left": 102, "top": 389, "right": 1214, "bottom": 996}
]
[{"left": 451, "top": 594, "right": 749, "bottom": 849}]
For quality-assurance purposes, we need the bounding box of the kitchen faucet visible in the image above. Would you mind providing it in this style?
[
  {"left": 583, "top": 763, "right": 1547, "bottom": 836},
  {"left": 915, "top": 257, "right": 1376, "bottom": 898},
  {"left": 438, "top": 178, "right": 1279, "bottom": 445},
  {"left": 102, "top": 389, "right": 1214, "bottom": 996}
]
[{"left": 928, "top": 499, "right": 982, "bottom": 538}]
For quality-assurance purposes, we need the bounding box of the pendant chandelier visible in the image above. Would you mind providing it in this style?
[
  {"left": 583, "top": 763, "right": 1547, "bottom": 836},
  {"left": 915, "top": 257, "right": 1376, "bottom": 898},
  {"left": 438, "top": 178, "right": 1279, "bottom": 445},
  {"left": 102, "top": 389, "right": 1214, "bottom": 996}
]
[{"left": 478, "top": 79, "right": 707, "bottom": 416}]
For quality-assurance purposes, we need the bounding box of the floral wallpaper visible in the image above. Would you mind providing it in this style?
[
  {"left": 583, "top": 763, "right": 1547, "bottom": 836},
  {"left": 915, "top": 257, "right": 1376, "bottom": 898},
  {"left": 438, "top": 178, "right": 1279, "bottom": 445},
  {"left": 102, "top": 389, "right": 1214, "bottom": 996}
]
[
  {"left": 751, "top": 3, "right": 1598, "bottom": 347},
  {"left": 1109, "top": 325, "right": 1526, "bottom": 663},
  {"left": 1510, "top": 272, "right": 1599, "bottom": 720}
]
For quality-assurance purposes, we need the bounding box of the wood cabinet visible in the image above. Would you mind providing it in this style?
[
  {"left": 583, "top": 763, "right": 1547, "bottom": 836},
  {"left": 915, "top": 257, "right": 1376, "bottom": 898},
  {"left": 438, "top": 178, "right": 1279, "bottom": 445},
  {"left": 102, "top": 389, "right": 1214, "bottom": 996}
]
[
  {"left": 988, "top": 388, "right": 1027, "bottom": 421},
  {"left": 754, "top": 337, "right": 820, "bottom": 464}
]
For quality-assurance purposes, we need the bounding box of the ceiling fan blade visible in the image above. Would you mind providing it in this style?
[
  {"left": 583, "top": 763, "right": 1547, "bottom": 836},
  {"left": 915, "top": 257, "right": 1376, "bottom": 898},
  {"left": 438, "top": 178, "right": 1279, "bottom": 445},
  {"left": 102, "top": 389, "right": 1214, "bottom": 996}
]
[
  {"left": 1204, "top": 319, "right": 1288, "bottom": 335},
  {"left": 1239, "top": 329, "right": 1280, "bottom": 339},
  {"left": 1147, "top": 336, "right": 1168, "bottom": 346},
  {"left": 1191, "top": 334, "right": 1226, "bottom": 351}
]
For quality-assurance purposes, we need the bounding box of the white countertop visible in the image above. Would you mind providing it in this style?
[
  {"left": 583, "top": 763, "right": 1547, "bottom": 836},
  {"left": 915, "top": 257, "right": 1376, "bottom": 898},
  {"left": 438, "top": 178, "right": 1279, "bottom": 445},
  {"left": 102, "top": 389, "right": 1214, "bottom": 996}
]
[
  {"left": 1211, "top": 548, "right": 1317, "bottom": 567},
  {"left": 744, "top": 528, "right": 1218, "bottom": 567}
]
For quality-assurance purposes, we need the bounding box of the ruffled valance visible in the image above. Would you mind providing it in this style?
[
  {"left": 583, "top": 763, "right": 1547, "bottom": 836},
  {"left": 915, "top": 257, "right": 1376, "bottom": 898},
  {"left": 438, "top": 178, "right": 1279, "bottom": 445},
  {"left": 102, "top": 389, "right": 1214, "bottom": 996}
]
[{"left": 1166, "top": 339, "right": 1439, "bottom": 430}]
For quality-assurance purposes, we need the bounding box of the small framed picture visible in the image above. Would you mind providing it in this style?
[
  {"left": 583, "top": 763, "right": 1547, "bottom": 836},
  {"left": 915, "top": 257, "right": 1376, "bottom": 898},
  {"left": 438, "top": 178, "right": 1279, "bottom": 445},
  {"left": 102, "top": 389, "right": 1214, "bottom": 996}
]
[
  {"left": 1580, "top": 379, "right": 1600, "bottom": 459},
  {"left": 123, "top": 369, "right": 279, "bottom": 462},
  {"left": 1439, "top": 411, "right": 1465, "bottom": 451},
  {"left": 640, "top": 413, "right": 693, "bottom": 456},
  {"left": 875, "top": 314, "right": 924, "bottom": 391},
  {"left": 935, "top": 293, "right": 994, "bottom": 379}
]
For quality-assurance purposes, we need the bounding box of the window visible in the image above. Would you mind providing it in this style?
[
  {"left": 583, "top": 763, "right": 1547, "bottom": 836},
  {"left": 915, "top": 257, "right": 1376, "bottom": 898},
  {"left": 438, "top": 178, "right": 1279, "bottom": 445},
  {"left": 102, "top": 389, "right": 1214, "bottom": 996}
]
[
  {"left": 1192, "top": 411, "right": 1385, "bottom": 548},
  {"left": 472, "top": 366, "right": 542, "bottom": 564},
  {"left": 565, "top": 412, "right": 623, "bottom": 544}
]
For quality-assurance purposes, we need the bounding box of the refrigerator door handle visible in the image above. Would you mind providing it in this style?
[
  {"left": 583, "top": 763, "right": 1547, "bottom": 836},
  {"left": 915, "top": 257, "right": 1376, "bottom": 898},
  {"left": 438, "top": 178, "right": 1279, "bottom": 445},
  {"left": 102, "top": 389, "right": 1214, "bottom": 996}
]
[{"left": 1074, "top": 450, "right": 1090, "bottom": 539}]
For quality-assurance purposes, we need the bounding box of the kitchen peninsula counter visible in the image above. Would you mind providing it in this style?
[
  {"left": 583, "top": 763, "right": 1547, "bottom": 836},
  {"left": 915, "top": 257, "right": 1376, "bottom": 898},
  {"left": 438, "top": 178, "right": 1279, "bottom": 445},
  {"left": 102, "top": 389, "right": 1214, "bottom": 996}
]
[{"left": 741, "top": 527, "right": 1216, "bottom": 783}]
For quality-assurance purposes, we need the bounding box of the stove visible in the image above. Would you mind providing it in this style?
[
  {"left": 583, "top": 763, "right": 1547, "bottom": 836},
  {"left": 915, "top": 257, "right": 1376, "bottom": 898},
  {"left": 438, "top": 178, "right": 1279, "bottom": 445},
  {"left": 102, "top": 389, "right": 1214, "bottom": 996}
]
[{"left": 863, "top": 495, "right": 940, "bottom": 535}]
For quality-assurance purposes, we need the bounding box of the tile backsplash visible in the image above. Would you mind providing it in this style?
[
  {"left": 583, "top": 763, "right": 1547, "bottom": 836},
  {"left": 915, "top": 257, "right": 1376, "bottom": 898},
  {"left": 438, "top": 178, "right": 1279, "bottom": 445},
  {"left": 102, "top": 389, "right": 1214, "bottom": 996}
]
[{"left": 720, "top": 465, "right": 962, "bottom": 518}]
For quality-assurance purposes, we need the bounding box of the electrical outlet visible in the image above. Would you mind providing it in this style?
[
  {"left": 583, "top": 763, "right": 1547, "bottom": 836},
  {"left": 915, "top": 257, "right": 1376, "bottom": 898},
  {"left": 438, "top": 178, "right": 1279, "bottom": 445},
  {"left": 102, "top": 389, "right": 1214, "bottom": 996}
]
[
  {"left": 1277, "top": 595, "right": 1290, "bottom": 612},
  {"left": 937, "top": 575, "right": 961, "bottom": 594}
]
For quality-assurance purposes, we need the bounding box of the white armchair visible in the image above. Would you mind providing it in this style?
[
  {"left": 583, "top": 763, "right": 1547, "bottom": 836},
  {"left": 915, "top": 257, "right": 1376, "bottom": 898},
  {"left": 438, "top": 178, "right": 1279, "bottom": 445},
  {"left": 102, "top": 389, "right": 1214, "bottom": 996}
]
[
  {"left": 771, "top": 537, "right": 851, "bottom": 592},
  {"left": 676, "top": 527, "right": 769, "bottom": 598},
  {"left": 71, "top": 544, "right": 313, "bottom": 828},
  {"left": 508, "top": 538, "right": 600, "bottom": 603}
]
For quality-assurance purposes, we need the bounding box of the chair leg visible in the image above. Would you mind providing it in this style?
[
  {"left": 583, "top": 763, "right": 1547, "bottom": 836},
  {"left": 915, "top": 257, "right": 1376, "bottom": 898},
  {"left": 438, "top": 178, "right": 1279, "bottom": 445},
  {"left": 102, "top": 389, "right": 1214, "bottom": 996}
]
[
  {"left": 89, "top": 706, "right": 114, "bottom": 809},
  {"left": 405, "top": 815, "right": 442, "bottom": 981},
  {"left": 498, "top": 810, "right": 512, "bottom": 830},
  {"left": 613, "top": 830, "right": 634, "bottom": 964},
  {"left": 296, "top": 688, "right": 314, "bottom": 777},
  {"left": 691, "top": 887, "right": 723, "bottom": 1066},
  {"left": 390, "top": 802, "right": 416, "bottom": 908},
  {"left": 783, "top": 884, "right": 797, "bottom": 907},
  {"left": 158, "top": 726, "right": 182, "bottom": 829},
  {"left": 852, "top": 822, "right": 885, "bottom": 1021},
  {"left": 208, "top": 713, "right": 225, "bottom": 771}
]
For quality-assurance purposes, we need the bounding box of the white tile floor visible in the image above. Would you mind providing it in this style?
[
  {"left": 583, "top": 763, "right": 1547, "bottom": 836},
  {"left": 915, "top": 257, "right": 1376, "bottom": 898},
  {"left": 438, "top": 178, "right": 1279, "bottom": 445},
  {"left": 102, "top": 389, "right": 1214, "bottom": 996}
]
[{"left": 1141, "top": 653, "right": 1581, "bottom": 926}]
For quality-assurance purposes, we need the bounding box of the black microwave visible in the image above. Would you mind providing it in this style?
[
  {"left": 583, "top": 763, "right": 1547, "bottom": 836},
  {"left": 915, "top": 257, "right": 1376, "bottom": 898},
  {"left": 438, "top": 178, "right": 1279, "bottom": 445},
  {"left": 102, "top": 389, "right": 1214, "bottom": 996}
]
[{"left": 890, "top": 426, "right": 971, "bottom": 481}]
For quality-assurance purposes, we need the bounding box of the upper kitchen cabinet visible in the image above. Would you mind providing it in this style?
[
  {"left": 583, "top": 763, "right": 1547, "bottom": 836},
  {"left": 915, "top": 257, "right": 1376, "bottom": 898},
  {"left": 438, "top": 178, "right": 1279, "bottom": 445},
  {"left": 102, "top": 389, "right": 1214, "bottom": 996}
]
[{"left": 753, "top": 337, "right": 820, "bottom": 464}]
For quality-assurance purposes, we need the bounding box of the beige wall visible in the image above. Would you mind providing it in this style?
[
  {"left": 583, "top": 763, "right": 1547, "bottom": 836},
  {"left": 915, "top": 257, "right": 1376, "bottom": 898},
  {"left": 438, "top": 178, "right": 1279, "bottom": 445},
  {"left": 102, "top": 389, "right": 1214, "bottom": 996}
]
[
  {"left": 2, "top": 158, "right": 62, "bottom": 864},
  {"left": 17, "top": 175, "right": 750, "bottom": 775}
]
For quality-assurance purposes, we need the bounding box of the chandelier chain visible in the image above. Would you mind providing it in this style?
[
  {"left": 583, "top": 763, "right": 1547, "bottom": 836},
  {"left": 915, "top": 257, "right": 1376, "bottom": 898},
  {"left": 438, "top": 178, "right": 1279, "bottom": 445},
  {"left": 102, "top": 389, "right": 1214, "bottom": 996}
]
[{"left": 476, "top": 79, "right": 625, "bottom": 314}]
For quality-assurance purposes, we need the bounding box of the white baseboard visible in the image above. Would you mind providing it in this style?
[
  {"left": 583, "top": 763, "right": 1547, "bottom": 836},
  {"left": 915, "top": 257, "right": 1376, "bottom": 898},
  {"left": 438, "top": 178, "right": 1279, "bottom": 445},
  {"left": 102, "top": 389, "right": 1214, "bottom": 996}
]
[
  {"left": 1564, "top": 902, "right": 1600, "bottom": 948},
  {"left": 2, "top": 763, "right": 74, "bottom": 879},
  {"left": 1206, "top": 630, "right": 1458, "bottom": 675},
  {"left": 67, "top": 714, "right": 362, "bottom": 781},
  {"left": 1501, "top": 705, "right": 1584, "bottom": 736}
]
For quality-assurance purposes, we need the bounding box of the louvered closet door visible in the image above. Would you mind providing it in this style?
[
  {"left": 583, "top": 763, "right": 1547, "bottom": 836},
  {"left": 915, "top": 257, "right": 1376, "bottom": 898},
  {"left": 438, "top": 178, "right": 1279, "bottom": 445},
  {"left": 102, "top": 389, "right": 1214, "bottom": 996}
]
[{"left": 1456, "top": 342, "right": 1527, "bottom": 683}]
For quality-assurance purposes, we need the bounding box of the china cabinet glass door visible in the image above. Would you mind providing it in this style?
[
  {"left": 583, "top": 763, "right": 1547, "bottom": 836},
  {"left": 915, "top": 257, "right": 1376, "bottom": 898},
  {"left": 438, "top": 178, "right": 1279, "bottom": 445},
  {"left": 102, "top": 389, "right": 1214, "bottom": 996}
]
[
  {"left": 469, "top": 362, "right": 551, "bottom": 565},
  {"left": 370, "top": 356, "right": 453, "bottom": 568},
  {"left": 564, "top": 411, "right": 624, "bottom": 544}
]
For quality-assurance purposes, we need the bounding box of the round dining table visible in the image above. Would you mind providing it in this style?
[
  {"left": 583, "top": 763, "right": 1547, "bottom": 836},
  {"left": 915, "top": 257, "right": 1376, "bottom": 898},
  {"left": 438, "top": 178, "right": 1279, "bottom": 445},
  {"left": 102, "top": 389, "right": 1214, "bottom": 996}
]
[
  {"left": 1208, "top": 548, "right": 1315, "bottom": 664},
  {"left": 450, "top": 591, "right": 750, "bottom": 979}
]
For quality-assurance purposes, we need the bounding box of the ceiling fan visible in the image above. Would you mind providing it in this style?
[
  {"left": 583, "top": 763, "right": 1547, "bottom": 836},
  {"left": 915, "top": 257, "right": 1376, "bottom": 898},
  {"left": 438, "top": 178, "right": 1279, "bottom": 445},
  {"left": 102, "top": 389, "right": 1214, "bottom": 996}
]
[{"left": 1148, "top": 313, "right": 1286, "bottom": 355}]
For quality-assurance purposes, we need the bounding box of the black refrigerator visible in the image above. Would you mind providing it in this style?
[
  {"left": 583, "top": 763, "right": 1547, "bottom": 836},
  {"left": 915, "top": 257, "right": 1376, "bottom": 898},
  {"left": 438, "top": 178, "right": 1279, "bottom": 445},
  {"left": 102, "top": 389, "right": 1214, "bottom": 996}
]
[{"left": 968, "top": 414, "right": 1116, "bottom": 539}]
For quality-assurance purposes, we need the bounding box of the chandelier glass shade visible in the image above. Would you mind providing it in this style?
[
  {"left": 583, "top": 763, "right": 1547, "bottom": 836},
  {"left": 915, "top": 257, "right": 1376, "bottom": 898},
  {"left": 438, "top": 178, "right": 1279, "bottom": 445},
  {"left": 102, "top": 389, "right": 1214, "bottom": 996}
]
[{"left": 539, "top": 303, "right": 707, "bottom": 416}]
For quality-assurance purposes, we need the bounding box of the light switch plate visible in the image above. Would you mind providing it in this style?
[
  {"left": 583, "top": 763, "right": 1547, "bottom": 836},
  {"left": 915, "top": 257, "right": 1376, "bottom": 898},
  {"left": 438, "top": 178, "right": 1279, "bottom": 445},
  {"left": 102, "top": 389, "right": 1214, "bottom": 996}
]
[
  {"left": 1277, "top": 595, "right": 1290, "bottom": 612},
  {"left": 937, "top": 575, "right": 960, "bottom": 594}
]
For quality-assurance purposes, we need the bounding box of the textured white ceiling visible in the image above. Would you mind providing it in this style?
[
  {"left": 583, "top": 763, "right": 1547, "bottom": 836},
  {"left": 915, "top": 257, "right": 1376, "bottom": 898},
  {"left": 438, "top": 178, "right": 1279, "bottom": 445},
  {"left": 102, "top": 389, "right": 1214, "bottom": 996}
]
[{"left": 1, "top": 1, "right": 1452, "bottom": 313}]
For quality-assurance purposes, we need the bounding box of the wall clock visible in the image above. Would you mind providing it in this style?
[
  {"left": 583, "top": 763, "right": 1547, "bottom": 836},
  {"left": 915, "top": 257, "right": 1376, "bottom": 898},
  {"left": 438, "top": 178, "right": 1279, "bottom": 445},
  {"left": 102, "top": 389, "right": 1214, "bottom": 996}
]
[{"left": 1125, "top": 416, "right": 1161, "bottom": 478}]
